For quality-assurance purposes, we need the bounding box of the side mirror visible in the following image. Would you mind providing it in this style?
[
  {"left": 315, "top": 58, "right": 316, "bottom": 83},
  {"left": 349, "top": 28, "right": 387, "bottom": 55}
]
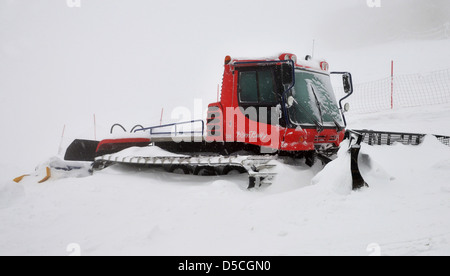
[
  {"left": 281, "top": 63, "right": 294, "bottom": 85},
  {"left": 344, "top": 103, "right": 350, "bottom": 113},
  {"left": 343, "top": 73, "right": 352, "bottom": 94},
  {"left": 330, "top": 71, "right": 353, "bottom": 127}
]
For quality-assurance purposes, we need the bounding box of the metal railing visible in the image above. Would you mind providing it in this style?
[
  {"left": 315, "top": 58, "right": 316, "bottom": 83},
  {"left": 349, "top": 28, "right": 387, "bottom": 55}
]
[
  {"left": 133, "top": 120, "right": 205, "bottom": 137},
  {"left": 351, "top": 129, "right": 450, "bottom": 147}
]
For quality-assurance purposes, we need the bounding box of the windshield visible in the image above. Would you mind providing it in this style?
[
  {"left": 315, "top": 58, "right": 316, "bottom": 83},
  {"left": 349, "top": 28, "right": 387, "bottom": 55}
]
[{"left": 287, "top": 70, "right": 344, "bottom": 127}]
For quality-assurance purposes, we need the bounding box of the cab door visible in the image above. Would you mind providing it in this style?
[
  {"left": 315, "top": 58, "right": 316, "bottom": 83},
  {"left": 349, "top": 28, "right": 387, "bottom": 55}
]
[{"left": 234, "top": 66, "right": 282, "bottom": 150}]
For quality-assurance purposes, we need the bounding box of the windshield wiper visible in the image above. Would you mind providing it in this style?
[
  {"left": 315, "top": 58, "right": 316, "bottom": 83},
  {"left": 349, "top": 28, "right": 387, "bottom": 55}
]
[
  {"left": 288, "top": 97, "right": 323, "bottom": 132},
  {"left": 310, "top": 85, "right": 324, "bottom": 126}
]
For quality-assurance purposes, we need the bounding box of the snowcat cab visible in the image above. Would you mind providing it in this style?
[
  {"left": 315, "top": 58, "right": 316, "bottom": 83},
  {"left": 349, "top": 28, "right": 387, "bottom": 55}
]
[{"left": 206, "top": 53, "right": 353, "bottom": 162}]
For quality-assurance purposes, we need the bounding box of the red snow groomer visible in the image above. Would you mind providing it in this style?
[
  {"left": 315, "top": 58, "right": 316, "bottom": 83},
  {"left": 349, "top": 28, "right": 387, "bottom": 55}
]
[{"left": 65, "top": 53, "right": 365, "bottom": 189}]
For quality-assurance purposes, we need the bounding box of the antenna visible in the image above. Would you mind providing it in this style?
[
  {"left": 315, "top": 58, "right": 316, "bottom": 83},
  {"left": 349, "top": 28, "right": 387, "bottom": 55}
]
[
  {"left": 160, "top": 108, "right": 164, "bottom": 126},
  {"left": 93, "top": 114, "right": 97, "bottom": 140},
  {"left": 312, "top": 39, "right": 315, "bottom": 58},
  {"left": 58, "top": 124, "right": 66, "bottom": 156}
]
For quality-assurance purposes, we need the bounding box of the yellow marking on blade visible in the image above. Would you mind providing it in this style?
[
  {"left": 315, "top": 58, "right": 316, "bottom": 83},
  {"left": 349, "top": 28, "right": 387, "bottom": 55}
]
[
  {"left": 38, "top": 167, "right": 51, "bottom": 183},
  {"left": 13, "top": 174, "right": 30, "bottom": 183}
]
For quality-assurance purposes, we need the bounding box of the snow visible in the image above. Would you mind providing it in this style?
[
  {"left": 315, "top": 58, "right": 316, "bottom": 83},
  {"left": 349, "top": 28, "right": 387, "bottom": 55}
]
[
  {"left": 110, "top": 146, "right": 188, "bottom": 159},
  {"left": 347, "top": 103, "right": 450, "bottom": 136},
  {"left": 1, "top": 1, "right": 450, "bottom": 256},
  {"left": 108, "top": 132, "right": 151, "bottom": 140},
  {"left": 1, "top": 103, "right": 449, "bottom": 256},
  {"left": 311, "top": 141, "right": 353, "bottom": 195},
  {"left": 0, "top": 182, "right": 24, "bottom": 210}
]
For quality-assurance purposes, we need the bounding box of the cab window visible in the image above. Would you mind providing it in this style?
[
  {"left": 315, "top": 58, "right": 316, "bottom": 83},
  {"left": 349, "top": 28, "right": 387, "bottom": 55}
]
[{"left": 238, "top": 69, "right": 277, "bottom": 104}]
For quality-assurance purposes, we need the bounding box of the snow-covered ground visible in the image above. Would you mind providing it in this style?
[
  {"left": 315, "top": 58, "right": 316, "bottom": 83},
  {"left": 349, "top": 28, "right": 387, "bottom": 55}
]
[
  {"left": 0, "top": 102, "right": 449, "bottom": 256},
  {"left": 347, "top": 103, "right": 450, "bottom": 136},
  {"left": 1, "top": 1, "right": 450, "bottom": 256}
]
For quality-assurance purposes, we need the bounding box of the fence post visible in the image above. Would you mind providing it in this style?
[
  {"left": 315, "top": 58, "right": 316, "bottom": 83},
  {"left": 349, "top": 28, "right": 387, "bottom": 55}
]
[
  {"left": 160, "top": 108, "right": 164, "bottom": 126},
  {"left": 391, "top": 60, "right": 394, "bottom": 109},
  {"left": 93, "top": 114, "right": 97, "bottom": 140},
  {"left": 58, "top": 124, "right": 66, "bottom": 155}
]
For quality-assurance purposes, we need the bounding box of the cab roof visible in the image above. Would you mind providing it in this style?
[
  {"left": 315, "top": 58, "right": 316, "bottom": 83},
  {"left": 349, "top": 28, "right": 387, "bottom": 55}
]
[{"left": 225, "top": 53, "right": 330, "bottom": 74}]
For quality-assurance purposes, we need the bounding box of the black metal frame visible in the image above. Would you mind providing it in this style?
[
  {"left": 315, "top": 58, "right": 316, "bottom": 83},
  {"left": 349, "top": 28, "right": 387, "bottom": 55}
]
[
  {"left": 110, "top": 123, "right": 127, "bottom": 134},
  {"left": 133, "top": 120, "right": 205, "bottom": 137},
  {"left": 330, "top": 72, "right": 354, "bottom": 127}
]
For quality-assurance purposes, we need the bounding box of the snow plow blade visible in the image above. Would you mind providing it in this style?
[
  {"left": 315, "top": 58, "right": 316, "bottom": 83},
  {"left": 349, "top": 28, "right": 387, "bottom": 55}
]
[
  {"left": 350, "top": 144, "right": 367, "bottom": 190},
  {"left": 64, "top": 139, "right": 99, "bottom": 162},
  {"left": 346, "top": 130, "right": 369, "bottom": 190}
]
